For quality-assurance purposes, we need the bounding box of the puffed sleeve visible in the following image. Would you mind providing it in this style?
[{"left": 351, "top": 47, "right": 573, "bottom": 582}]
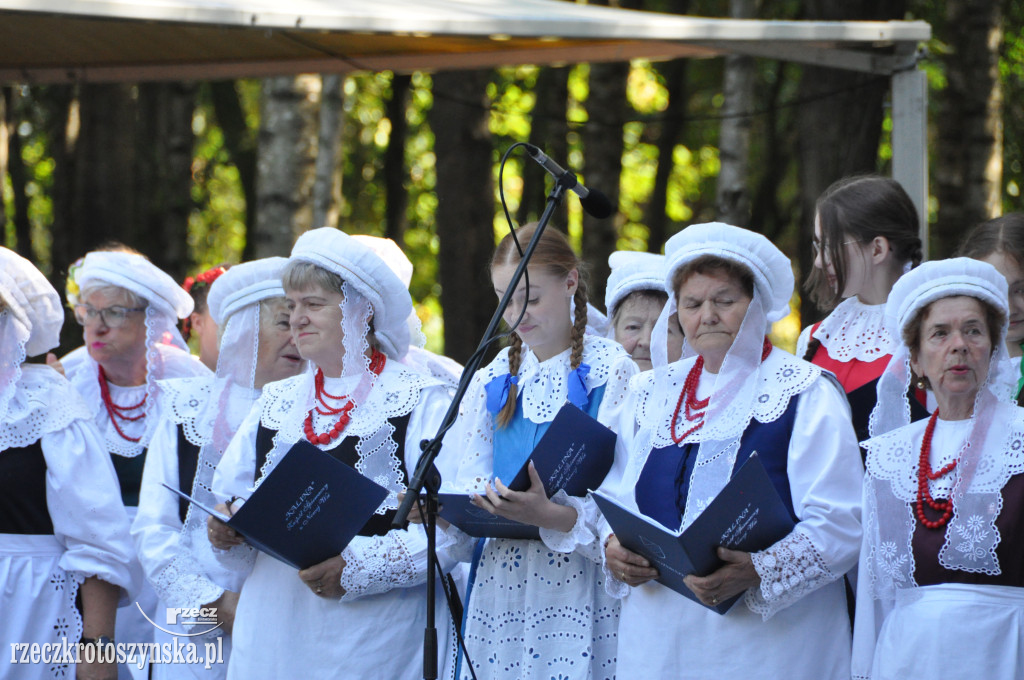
[
  {"left": 44, "top": 419, "right": 140, "bottom": 604},
  {"left": 539, "top": 352, "right": 639, "bottom": 563},
  {"left": 744, "top": 375, "right": 863, "bottom": 619},
  {"left": 338, "top": 384, "right": 461, "bottom": 601},
  {"left": 131, "top": 413, "right": 224, "bottom": 611}
]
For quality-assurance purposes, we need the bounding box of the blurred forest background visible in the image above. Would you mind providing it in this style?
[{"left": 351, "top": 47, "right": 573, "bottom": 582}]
[{"left": 1, "top": 0, "right": 1020, "bottom": 360}]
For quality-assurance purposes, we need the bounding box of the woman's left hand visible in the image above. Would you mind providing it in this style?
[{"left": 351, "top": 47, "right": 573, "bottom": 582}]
[
  {"left": 298, "top": 555, "right": 347, "bottom": 599},
  {"left": 683, "top": 547, "right": 761, "bottom": 607},
  {"left": 471, "top": 461, "right": 577, "bottom": 533}
]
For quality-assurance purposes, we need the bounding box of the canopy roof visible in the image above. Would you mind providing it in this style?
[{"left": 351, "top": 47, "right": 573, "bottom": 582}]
[{"left": 0, "top": 0, "right": 930, "bottom": 83}]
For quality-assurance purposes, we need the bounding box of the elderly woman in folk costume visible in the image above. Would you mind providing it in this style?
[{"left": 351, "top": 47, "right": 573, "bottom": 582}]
[
  {"left": 206, "top": 228, "right": 457, "bottom": 680},
  {"left": 439, "top": 224, "right": 637, "bottom": 679},
  {"left": 131, "top": 258, "right": 303, "bottom": 679},
  {"left": 0, "top": 247, "right": 137, "bottom": 680},
  {"left": 60, "top": 249, "right": 211, "bottom": 668},
  {"left": 854, "top": 258, "right": 1024, "bottom": 679},
  {"left": 605, "top": 250, "right": 684, "bottom": 371},
  {"left": 601, "top": 223, "right": 863, "bottom": 679}
]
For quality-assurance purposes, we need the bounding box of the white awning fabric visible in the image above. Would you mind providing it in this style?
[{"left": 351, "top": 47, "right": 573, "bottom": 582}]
[{"left": 0, "top": 0, "right": 929, "bottom": 83}]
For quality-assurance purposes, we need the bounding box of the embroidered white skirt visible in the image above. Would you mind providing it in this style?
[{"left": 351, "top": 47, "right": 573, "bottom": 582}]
[{"left": 1, "top": 534, "right": 82, "bottom": 680}]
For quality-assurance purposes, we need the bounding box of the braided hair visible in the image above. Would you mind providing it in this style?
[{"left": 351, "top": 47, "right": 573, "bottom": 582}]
[{"left": 491, "top": 224, "right": 589, "bottom": 428}]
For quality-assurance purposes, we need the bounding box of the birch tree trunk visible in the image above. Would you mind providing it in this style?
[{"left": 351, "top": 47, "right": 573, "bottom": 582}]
[
  {"left": 312, "top": 74, "right": 344, "bottom": 230},
  {"left": 251, "top": 75, "right": 320, "bottom": 258},
  {"left": 715, "top": 0, "right": 757, "bottom": 227}
]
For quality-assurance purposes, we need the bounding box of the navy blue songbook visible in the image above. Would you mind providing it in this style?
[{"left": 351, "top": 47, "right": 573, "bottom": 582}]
[
  {"left": 592, "top": 453, "right": 795, "bottom": 614},
  {"left": 438, "top": 403, "right": 617, "bottom": 539},
  {"left": 164, "top": 440, "right": 388, "bottom": 570}
]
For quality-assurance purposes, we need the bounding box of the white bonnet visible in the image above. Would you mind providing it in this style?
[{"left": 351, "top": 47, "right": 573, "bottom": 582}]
[
  {"left": 663, "top": 222, "right": 794, "bottom": 323},
  {"left": 289, "top": 227, "right": 413, "bottom": 358},
  {"left": 0, "top": 247, "right": 64, "bottom": 357},
  {"left": 605, "top": 250, "right": 666, "bottom": 318},
  {"left": 352, "top": 235, "right": 413, "bottom": 288},
  {"left": 207, "top": 257, "right": 288, "bottom": 326},
  {"left": 75, "top": 251, "right": 194, "bottom": 319},
  {"left": 886, "top": 257, "right": 1009, "bottom": 341}
]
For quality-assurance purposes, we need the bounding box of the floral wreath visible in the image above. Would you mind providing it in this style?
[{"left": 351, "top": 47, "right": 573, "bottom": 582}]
[{"left": 181, "top": 264, "right": 230, "bottom": 341}]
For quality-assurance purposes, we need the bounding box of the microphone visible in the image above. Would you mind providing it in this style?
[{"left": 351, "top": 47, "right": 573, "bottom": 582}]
[{"left": 523, "top": 144, "right": 614, "bottom": 219}]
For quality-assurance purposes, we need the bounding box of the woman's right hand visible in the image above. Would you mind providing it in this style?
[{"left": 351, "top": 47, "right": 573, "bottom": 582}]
[
  {"left": 207, "top": 505, "right": 244, "bottom": 549},
  {"left": 605, "top": 534, "right": 658, "bottom": 587}
]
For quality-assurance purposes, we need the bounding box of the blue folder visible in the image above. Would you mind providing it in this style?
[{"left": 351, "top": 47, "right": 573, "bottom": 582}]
[
  {"left": 165, "top": 439, "right": 388, "bottom": 570},
  {"left": 592, "top": 452, "right": 795, "bottom": 614},
  {"left": 439, "top": 403, "right": 617, "bottom": 539}
]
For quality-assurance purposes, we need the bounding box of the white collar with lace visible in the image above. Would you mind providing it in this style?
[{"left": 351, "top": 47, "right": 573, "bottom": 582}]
[
  {"left": 255, "top": 360, "right": 445, "bottom": 514},
  {"left": 633, "top": 347, "right": 821, "bottom": 451},
  {"left": 479, "top": 335, "right": 629, "bottom": 425},
  {"left": 155, "top": 376, "right": 261, "bottom": 449},
  {"left": 812, "top": 297, "right": 896, "bottom": 362},
  {"left": 64, "top": 343, "right": 210, "bottom": 457},
  {"left": 0, "top": 364, "right": 93, "bottom": 452}
]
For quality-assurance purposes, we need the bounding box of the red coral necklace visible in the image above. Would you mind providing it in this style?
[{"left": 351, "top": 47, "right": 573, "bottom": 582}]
[
  {"left": 670, "top": 338, "right": 772, "bottom": 444},
  {"left": 304, "top": 350, "right": 386, "bottom": 446},
  {"left": 915, "top": 409, "right": 959, "bottom": 530},
  {"left": 98, "top": 365, "right": 147, "bottom": 443}
]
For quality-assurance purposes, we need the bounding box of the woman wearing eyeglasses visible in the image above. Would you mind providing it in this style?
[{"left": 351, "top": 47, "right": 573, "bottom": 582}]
[
  {"left": 61, "top": 249, "right": 210, "bottom": 672},
  {"left": 798, "top": 176, "right": 926, "bottom": 450}
]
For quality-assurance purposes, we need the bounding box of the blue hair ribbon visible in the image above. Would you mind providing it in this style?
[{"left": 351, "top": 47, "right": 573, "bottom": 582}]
[
  {"left": 485, "top": 373, "right": 519, "bottom": 414},
  {"left": 566, "top": 362, "right": 591, "bottom": 409}
]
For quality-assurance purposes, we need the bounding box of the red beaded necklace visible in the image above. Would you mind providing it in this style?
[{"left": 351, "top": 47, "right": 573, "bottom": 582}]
[
  {"left": 915, "top": 409, "right": 959, "bottom": 530},
  {"left": 304, "top": 350, "right": 387, "bottom": 446},
  {"left": 97, "top": 365, "right": 147, "bottom": 443},
  {"left": 670, "top": 338, "right": 773, "bottom": 444}
]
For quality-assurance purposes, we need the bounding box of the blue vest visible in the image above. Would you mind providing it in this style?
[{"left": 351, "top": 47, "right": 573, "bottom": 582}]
[
  {"left": 635, "top": 397, "right": 800, "bottom": 530},
  {"left": 492, "top": 385, "right": 607, "bottom": 485}
]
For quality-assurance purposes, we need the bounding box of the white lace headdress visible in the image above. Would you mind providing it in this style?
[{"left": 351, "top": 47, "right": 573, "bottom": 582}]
[
  {"left": 865, "top": 257, "right": 1015, "bottom": 583},
  {"left": 72, "top": 250, "right": 199, "bottom": 456},
  {"left": 0, "top": 247, "right": 64, "bottom": 424},
  {"left": 604, "top": 251, "right": 666, "bottom": 332},
  {"left": 648, "top": 222, "right": 795, "bottom": 529}
]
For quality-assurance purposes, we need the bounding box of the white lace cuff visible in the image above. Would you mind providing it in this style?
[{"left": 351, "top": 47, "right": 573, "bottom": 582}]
[
  {"left": 745, "top": 529, "right": 836, "bottom": 620},
  {"left": 538, "top": 491, "right": 595, "bottom": 557},
  {"left": 152, "top": 554, "right": 225, "bottom": 614},
  {"left": 339, "top": 532, "right": 422, "bottom": 602},
  {"left": 437, "top": 522, "right": 478, "bottom": 563},
  {"left": 601, "top": 559, "right": 631, "bottom": 599}
]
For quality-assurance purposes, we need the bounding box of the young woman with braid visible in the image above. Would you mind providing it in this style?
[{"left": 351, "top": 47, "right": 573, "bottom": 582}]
[
  {"left": 797, "top": 175, "right": 926, "bottom": 449},
  {"left": 440, "top": 224, "right": 637, "bottom": 679}
]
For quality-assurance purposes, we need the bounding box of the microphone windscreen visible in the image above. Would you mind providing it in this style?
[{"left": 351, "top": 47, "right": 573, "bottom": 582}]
[{"left": 581, "top": 189, "right": 615, "bottom": 219}]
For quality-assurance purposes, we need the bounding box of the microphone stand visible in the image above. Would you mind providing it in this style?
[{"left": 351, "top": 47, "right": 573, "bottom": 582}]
[{"left": 393, "top": 172, "right": 575, "bottom": 680}]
